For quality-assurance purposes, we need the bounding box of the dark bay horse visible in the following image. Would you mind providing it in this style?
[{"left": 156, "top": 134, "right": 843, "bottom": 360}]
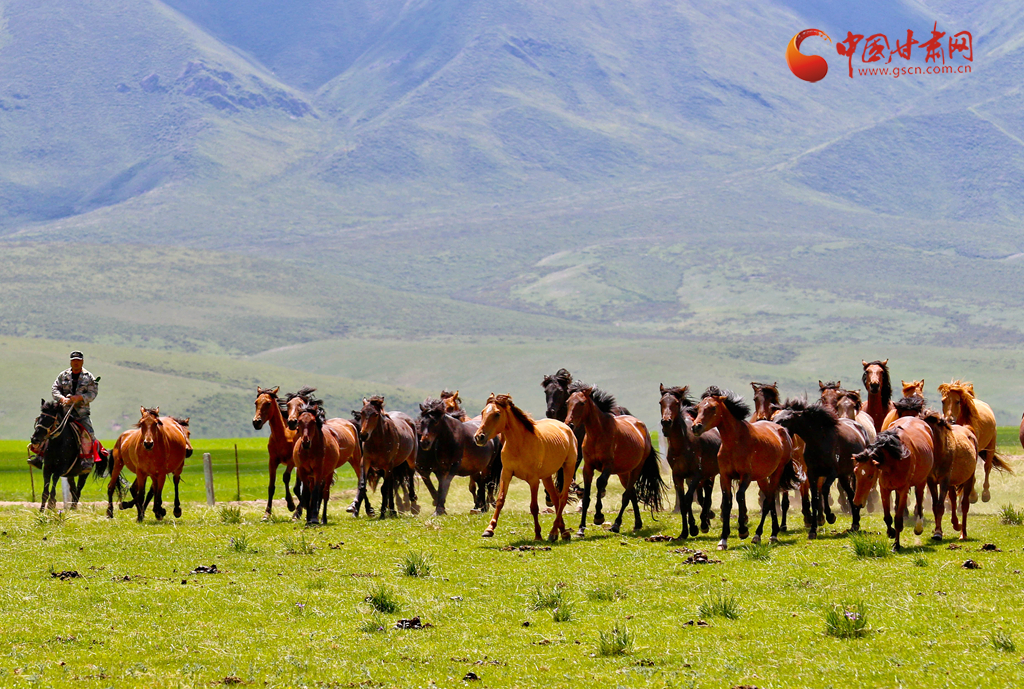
[
  {"left": 253, "top": 386, "right": 300, "bottom": 519},
  {"left": 108, "top": 407, "right": 188, "bottom": 522},
  {"left": 752, "top": 381, "right": 808, "bottom": 531},
  {"left": 771, "top": 399, "right": 867, "bottom": 538},
  {"left": 659, "top": 384, "right": 719, "bottom": 538},
  {"left": 356, "top": 396, "right": 419, "bottom": 518},
  {"left": 692, "top": 387, "right": 802, "bottom": 550},
  {"left": 566, "top": 383, "right": 666, "bottom": 536},
  {"left": 473, "top": 394, "right": 575, "bottom": 540},
  {"left": 861, "top": 360, "right": 894, "bottom": 433},
  {"left": 853, "top": 416, "right": 934, "bottom": 550},
  {"left": 30, "top": 399, "right": 108, "bottom": 511},
  {"left": 416, "top": 398, "right": 501, "bottom": 515}
]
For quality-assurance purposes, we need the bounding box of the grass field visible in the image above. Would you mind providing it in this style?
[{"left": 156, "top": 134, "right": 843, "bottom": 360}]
[{"left": 5, "top": 468, "right": 1024, "bottom": 688}]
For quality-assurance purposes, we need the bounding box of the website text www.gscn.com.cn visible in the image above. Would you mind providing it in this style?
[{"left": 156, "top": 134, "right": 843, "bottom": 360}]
[{"left": 858, "top": 63, "right": 973, "bottom": 78}]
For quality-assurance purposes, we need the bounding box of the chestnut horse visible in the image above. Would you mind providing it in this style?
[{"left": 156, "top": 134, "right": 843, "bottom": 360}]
[
  {"left": 107, "top": 407, "right": 189, "bottom": 522},
  {"left": 833, "top": 389, "right": 877, "bottom": 444},
  {"left": 356, "top": 396, "right": 419, "bottom": 518},
  {"left": 852, "top": 416, "right": 934, "bottom": 550},
  {"left": 473, "top": 394, "right": 576, "bottom": 540},
  {"left": 659, "top": 384, "right": 719, "bottom": 538},
  {"left": 292, "top": 403, "right": 348, "bottom": 526},
  {"left": 938, "top": 380, "right": 1010, "bottom": 502},
  {"left": 692, "top": 387, "right": 802, "bottom": 550},
  {"left": 440, "top": 389, "right": 470, "bottom": 421},
  {"left": 881, "top": 380, "right": 924, "bottom": 430},
  {"left": 253, "top": 386, "right": 300, "bottom": 519},
  {"left": 922, "top": 410, "right": 978, "bottom": 541},
  {"left": 753, "top": 381, "right": 808, "bottom": 530},
  {"left": 417, "top": 397, "right": 502, "bottom": 515},
  {"left": 566, "top": 383, "right": 666, "bottom": 536},
  {"left": 861, "top": 360, "right": 894, "bottom": 432}
]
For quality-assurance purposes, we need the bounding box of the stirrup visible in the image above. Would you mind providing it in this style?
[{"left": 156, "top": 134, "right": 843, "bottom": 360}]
[{"left": 27, "top": 455, "right": 43, "bottom": 470}]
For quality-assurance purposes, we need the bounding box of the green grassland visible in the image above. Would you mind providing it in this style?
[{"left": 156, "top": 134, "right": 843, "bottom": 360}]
[{"left": 5, "top": 469, "right": 1024, "bottom": 688}]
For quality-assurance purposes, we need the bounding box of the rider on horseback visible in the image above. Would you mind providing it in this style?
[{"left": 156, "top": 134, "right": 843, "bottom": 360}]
[{"left": 28, "top": 351, "right": 101, "bottom": 471}]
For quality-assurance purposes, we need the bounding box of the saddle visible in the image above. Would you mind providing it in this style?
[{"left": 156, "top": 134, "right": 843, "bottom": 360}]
[{"left": 70, "top": 420, "right": 106, "bottom": 464}]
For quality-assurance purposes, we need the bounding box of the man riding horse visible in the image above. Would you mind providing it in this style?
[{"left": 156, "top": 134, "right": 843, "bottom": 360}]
[{"left": 28, "top": 351, "right": 104, "bottom": 471}]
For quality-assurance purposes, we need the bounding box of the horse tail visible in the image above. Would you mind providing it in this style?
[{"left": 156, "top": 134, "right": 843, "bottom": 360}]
[
  {"left": 991, "top": 451, "right": 1014, "bottom": 474},
  {"left": 93, "top": 448, "right": 114, "bottom": 481},
  {"left": 778, "top": 455, "right": 806, "bottom": 492},
  {"left": 634, "top": 445, "right": 668, "bottom": 513}
]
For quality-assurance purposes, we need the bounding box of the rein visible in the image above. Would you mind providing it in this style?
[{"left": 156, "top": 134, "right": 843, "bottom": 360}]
[{"left": 34, "top": 405, "right": 75, "bottom": 443}]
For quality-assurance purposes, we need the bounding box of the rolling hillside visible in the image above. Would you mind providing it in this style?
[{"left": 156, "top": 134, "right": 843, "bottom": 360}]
[{"left": 0, "top": 0, "right": 1023, "bottom": 435}]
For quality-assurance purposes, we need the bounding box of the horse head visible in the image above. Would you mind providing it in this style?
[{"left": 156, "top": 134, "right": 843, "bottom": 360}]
[
  {"left": 659, "top": 384, "right": 692, "bottom": 434},
  {"left": 862, "top": 360, "right": 889, "bottom": 396},
  {"left": 902, "top": 379, "right": 925, "bottom": 398},
  {"left": 31, "top": 398, "right": 62, "bottom": 446},
  {"left": 284, "top": 386, "right": 317, "bottom": 431},
  {"left": 541, "top": 368, "right": 573, "bottom": 420},
  {"left": 474, "top": 393, "right": 505, "bottom": 446},
  {"left": 852, "top": 429, "right": 904, "bottom": 507},
  {"left": 296, "top": 403, "right": 324, "bottom": 450},
  {"left": 835, "top": 389, "right": 861, "bottom": 420},
  {"left": 564, "top": 385, "right": 595, "bottom": 431},
  {"left": 418, "top": 398, "right": 446, "bottom": 451},
  {"left": 359, "top": 396, "right": 386, "bottom": 441},
  {"left": 938, "top": 380, "right": 971, "bottom": 423},
  {"left": 751, "top": 382, "right": 779, "bottom": 421},
  {"left": 818, "top": 380, "right": 841, "bottom": 411},
  {"left": 137, "top": 406, "right": 162, "bottom": 451},
  {"left": 253, "top": 386, "right": 280, "bottom": 430}
]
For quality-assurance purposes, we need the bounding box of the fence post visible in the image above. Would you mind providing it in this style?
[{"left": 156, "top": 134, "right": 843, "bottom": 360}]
[
  {"left": 61, "top": 477, "right": 72, "bottom": 509},
  {"left": 203, "top": 452, "right": 215, "bottom": 506}
]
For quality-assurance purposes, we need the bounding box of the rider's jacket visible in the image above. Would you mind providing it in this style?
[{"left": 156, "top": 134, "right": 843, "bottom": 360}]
[{"left": 51, "top": 368, "right": 99, "bottom": 414}]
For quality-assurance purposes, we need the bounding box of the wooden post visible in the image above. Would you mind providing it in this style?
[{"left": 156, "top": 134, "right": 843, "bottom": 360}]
[
  {"left": 28, "top": 464, "right": 36, "bottom": 503},
  {"left": 61, "top": 477, "right": 72, "bottom": 509},
  {"left": 203, "top": 452, "right": 215, "bottom": 506},
  {"left": 234, "top": 444, "right": 241, "bottom": 502}
]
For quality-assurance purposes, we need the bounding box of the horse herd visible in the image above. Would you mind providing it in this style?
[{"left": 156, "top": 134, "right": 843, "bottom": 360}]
[{"left": 28, "top": 359, "right": 1014, "bottom": 552}]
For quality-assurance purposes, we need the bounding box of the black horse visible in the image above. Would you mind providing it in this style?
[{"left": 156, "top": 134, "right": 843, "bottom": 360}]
[
  {"left": 771, "top": 399, "right": 868, "bottom": 538},
  {"left": 416, "top": 398, "right": 502, "bottom": 515},
  {"left": 30, "top": 399, "right": 111, "bottom": 511},
  {"left": 658, "top": 384, "right": 719, "bottom": 538}
]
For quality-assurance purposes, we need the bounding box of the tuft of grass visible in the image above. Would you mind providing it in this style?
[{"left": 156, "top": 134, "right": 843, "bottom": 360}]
[
  {"left": 35, "top": 511, "right": 71, "bottom": 527},
  {"left": 530, "top": 583, "right": 567, "bottom": 611},
  {"left": 913, "top": 555, "right": 927, "bottom": 567},
  {"left": 999, "top": 504, "right": 1024, "bottom": 526},
  {"left": 598, "top": 624, "right": 634, "bottom": 656},
  {"left": 229, "top": 534, "right": 255, "bottom": 553},
  {"left": 588, "top": 585, "right": 627, "bottom": 602},
  {"left": 823, "top": 602, "right": 870, "bottom": 639},
  {"left": 365, "top": 582, "right": 401, "bottom": 614},
  {"left": 551, "top": 598, "right": 575, "bottom": 622},
  {"left": 849, "top": 532, "right": 891, "bottom": 559},
  {"left": 281, "top": 533, "right": 315, "bottom": 555},
  {"left": 359, "top": 613, "right": 388, "bottom": 634},
  {"left": 267, "top": 512, "right": 293, "bottom": 525},
  {"left": 990, "top": 630, "right": 1016, "bottom": 653},
  {"left": 742, "top": 541, "right": 772, "bottom": 562},
  {"left": 400, "top": 551, "right": 432, "bottom": 577},
  {"left": 698, "top": 593, "right": 741, "bottom": 620},
  {"left": 219, "top": 505, "right": 242, "bottom": 524}
]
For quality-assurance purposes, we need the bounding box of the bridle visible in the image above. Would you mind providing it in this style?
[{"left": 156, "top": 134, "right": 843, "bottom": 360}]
[{"left": 33, "top": 405, "right": 75, "bottom": 444}]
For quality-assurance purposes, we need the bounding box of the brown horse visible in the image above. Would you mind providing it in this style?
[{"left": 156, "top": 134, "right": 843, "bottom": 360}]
[
  {"left": 754, "top": 381, "right": 808, "bottom": 530},
  {"left": 938, "top": 380, "right": 1010, "bottom": 503},
  {"left": 473, "top": 394, "right": 576, "bottom": 540},
  {"left": 833, "top": 389, "right": 878, "bottom": 443},
  {"left": 253, "top": 386, "right": 301, "bottom": 519},
  {"left": 852, "top": 416, "right": 934, "bottom": 550},
  {"left": 107, "top": 407, "right": 189, "bottom": 522},
  {"left": 566, "top": 383, "right": 665, "bottom": 536},
  {"left": 861, "top": 360, "right": 894, "bottom": 432},
  {"left": 922, "top": 410, "right": 978, "bottom": 541},
  {"left": 292, "top": 403, "right": 346, "bottom": 526},
  {"left": 356, "top": 396, "right": 419, "bottom": 518},
  {"left": 692, "top": 387, "right": 801, "bottom": 550},
  {"left": 659, "top": 384, "right": 719, "bottom": 538},
  {"left": 440, "top": 389, "right": 470, "bottom": 421},
  {"left": 882, "top": 380, "right": 925, "bottom": 430}
]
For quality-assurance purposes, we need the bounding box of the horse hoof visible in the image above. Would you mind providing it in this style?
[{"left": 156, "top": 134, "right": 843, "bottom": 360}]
[
  {"left": 609, "top": 523, "right": 621, "bottom": 534},
  {"left": 738, "top": 530, "right": 749, "bottom": 540},
  {"left": 914, "top": 522, "right": 924, "bottom": 536},
  {"left": 708, "top": 512, "right": 716, "bottom": 520},
  {"left": 751, "top": 535, "right": 761, "bottom": 545},
  {"left": 700, "top": 525, "right": 709, "bottom": 534},
  {"left": 547, "top": 532, "right": 558, "bottom": 542},
  {"left": 826, "top": 513, "right": 837, "bottom": 525},
  {"left": 717, "top": 540, "right": 728, "bottom": 551},
  {"left": 593, "top": 514, "right": 605, "bottom": 525},
  {"left": 469, "top": 508, "right": 481, "bottom": 515},
  {"left": 106, "top": 508, "right": 113, "bottom": 519},
  {"left": 769, "top": 536, "right": 778, "bottom": 544},
  {"left": 808, "top": 531, "right": 817, "bottom": 540},
  {"left": 982, "top": 489, "right": 991, "bottom": 503},
  {"left": 780, "top": 526, "right": 788, "bottom": 533},
  {"left": 173, "top": 508, "right": 182, "bottom": 519},
  {"left": 561, "top": 530, "right": 571, "bottom": 541},
  {"left": 887, "top": 528, "right": 896, "bottom": 538},
  {"left": 689, "top": 525, "right": 699, "bottom": 538},
  {"left": 481, "top": 529, "right": 494, "bottom": 538},
  {"left": 892, "top": 543, "right": 901, "bottom": 552},
  {"left": 411, "top": 504, "right": 421, "bottom": 516},
  {"left": 345, "top": 504, "right": 355, "bottom": 513},
  {"left": 575, "top": 530, "right": 586, "bottom": 538},
  {"left": 931, "top": 531, "right": 942, "bottom": 541}
]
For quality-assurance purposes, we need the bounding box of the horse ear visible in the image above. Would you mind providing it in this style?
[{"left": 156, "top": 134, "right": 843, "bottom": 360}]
[
  {"left": 881, "top": 359, "right": 888, "bottom": 367},
  {"left": 257, "top": 386, "right": 264, "bottom": 394},
  {"left": 140, "top": 405, "right": 146, "bottom": 415},
  {"left": 870, "top": 458, "right": 881, "bottom": 467},
  {"left": 184, "top": 417, "right": 190, "bottom": 424},
  {"left": 773, "top": 382, "right": 777, "bottom": 388},
  {"left": 362, "top": 398, "right": 368, "bottom": 405},
  {"left": 681, "top": 385, "right": 688, "bottom": 394},
  {"left": 818, "top": 380, "right": 825, "bottom": 389},
  {"left": 836, "top": 381, "right": 841, "bottom": 387},
  {"left": 155, "top": 407, "right": 160, "bottom": 415},
  {"left": 270, "top": 386, "right": 279, "bottom": 394},
  {"left": 41, "top": 398, "right": 46, "bottom": 406},
  {"left": 660, "top": 383, "right": 666, "bottom": 394},
  {"left": 419, "top": 403, "right": 428, "bottom": 412}
]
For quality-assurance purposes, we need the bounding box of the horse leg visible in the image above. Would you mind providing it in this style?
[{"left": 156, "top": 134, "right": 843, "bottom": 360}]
[
  {"left": 389, "top": 472, "right": 399, "bottom": 518},
  {"left": 717, "top": 476, "right": 733, "bottom": 551},
  {"left": 882, "top": 489, "right": 895, "bottom": 538},
  {"left": 39, "top": 469, "right": 51, "bottom": 512},
  {"left": 593, "top": 470, "right": 611, "bottom": 525},
  {"left": 433, "top": 473, "right": 455, "bottom": 517},
  {"left": 779, "top": 490, "right": 789, "bottom": 532},
  {"left": 837, "top": 474, "right": 860, "bottom": 532},
  {"left": 407, "top": 467, "right": 419, "bottom": 515},
  {"left": 541, "top": 474, "right": 563, "bottom": 541},
  {"left": 675, "top": 482, "right": 689, "bottom": 539},
  {"left": 913, "top": 484, "right": 925, "bottom": 536},
  {"left": 576, "top": 466, "right": 594, "bottom": 538},
  {"left": 153, "top": 474, "right": 167, "bottom": 521},
  {"left": 893, "top": 489, "right": 909, "bottom": 551},
  {"left": 960, "top": 477, "right": 974, "bottom": 540},
  {"left": 682, "top": 480, "right": 700, "bottom": 538},
  {"left": 929, "top": 480, "right": 945, "bottom": 541},
  {"left": 378, "top": 475, "right": 390, "bottom": 520},
  {"left": 736, "top": 478, "right": 751, "bottom": 540},
  {"left": 609, "top": 477, "right": 634, "bottom": 534},
  {"left": 307, "top": 481, "right": 322, "bottom": 526},
  {"left": 821, "top": 478, "right": 837, "bottom": 525},
  {"left": 700, "top": 481, "right": 714, "bottom": 533},
  {"left": 807, "top": 476, "right": 820, "bottom": 540},
  {"left": 800, "top": 481, "right": 813, "bottom": 527},
  {"left": 982, "top": 444, "right": 994, "bottom": 502},
  {"left": 483, "top": 467, "right": 513, "bottom": 537},
  {"left": 753, "top": 484, "right": 772, "bottom": 545},
  {"left": 265, "top": 459, "right": 278, "bottom": 520},
  {"left": 631, "top": 490, "right": 642, "bottom": 532},
  {"left": 134, "top": 475, "right": 148, "bottom": 523},
  {"left": 71, "top": 475, "right": 87, "bottom": 510},
  {"left": 172, "top": 475, "right": 182, "bottom": 518},
  {"left": 529, "top": 480, "right": 542, "bottom": 541}
]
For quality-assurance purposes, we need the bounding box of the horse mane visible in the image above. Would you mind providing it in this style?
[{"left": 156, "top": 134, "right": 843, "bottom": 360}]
[
  {"left": 439, "top": 389, "right": 458, "bottom": 401},
  {"left": 171, "top": 417, "right": 190, "bottom": 427},
  {"left": 837, "top": 388, "right": 862, "bottom": 411},
  {"left": 300, "top": 402, "right": 325, "bottom": 424},
  {"left": 133, "top": 407, "right": 160, "bottom": 427},
  {"left": 819, "top": 381, "right": 841, "bottom": 390},
  {"left": 701, "top": 386, "right": 751, "bottom": 421},
  {"left": 893, "top": 396, "right": 925, "bottom": 415},
  {"left": 569, "top": 381, "right": 618, "bottom": 415},
  {"left": 493, "top": 394, "right": 535, "bottom": 434},
  {"left": 790, "top": 399, "right": 839, "bottom": 429},
  {"left": 542, "top": 368, "right": 573, "bottom": 389},
  {"left": 284, "top": 387, "right": 317, "bottom": 403},
  {"left": 367, "top": 395, "right": 385, "bottom": 411},
  {"left": 921, "top": 409, "right": 951, "bottom": 431},
  {"left": 420, "top": 397, "right": 446, "bottom": 416},
  {"left": 661, "top": 385, "right": 695, "bottom": 408},
  {"left": 862, "top": 360, "right": 892, "bottom": 402},
  {"left": 857, "top": 428, "right": 904, "bottom": 463}
]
